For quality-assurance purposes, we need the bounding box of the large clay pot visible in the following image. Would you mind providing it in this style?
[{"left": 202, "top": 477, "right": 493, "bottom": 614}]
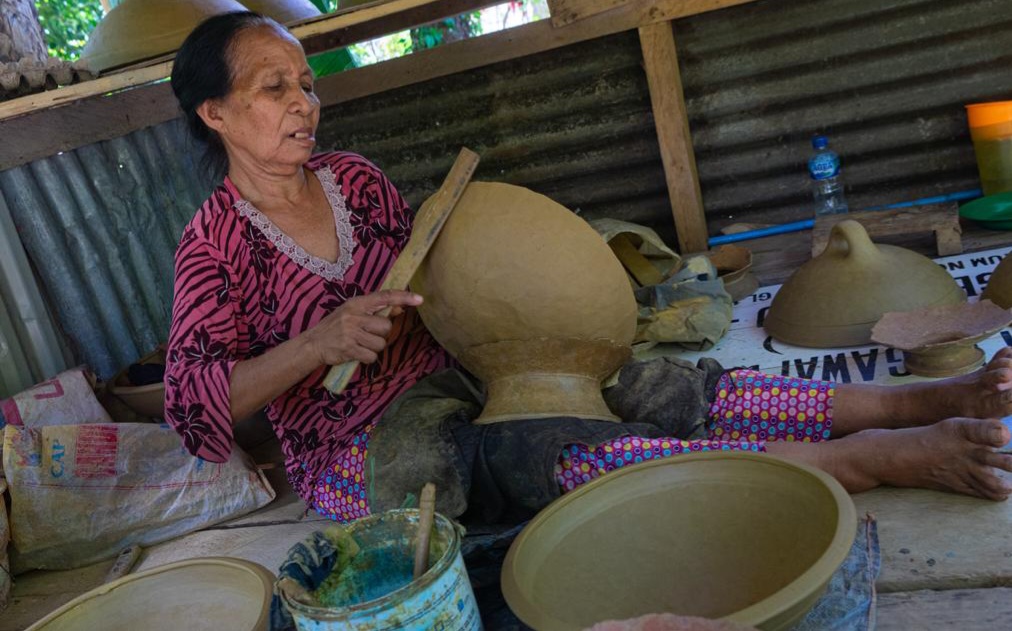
[
  {"left": 412, "top": 182, "right": 637, "bottom": 424},
  {"left": 982, "top": 253, "right": 1012, "bottom": 308},
  {"left": 81, "top": 0, "right": 247, "bottom": 72},
  {"left": 765, "top": 220, "right": 966, "bottom": 348},
  {"left": 243, "top": 0, "right": 322, "bottom": 24}
]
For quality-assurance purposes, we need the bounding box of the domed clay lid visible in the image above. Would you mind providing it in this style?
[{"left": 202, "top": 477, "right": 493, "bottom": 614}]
[
  {"left": 764, "top": 220, "right": 966, "bottom": 348},
  {"left": 81, "top": 0, "right": 248, "bottom": 73}
]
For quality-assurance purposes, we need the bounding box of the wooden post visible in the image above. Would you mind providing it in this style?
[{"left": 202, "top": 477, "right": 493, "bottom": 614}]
[
  {"left": 638, "top": 21, "right": 708, "bottom": 254},
  {"left": 0, "top": 0, "right": 48, "bottom": 63}
]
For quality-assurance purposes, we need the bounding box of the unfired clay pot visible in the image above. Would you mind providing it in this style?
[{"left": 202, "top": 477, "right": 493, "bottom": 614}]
[
  {"left": 982, "top": 253, "right": 1012, "bottom": 309},
  {"left": 501, "top": 452, "right": 856, "bottom": 630},
  {"left": 243, "top": 0, "right": 322, "bottom": 23},
  {"left": 81, "top": 0, "right": 320, "bottom": 73},
  {"left": 27, "top": 557, "right": 274, "bottom": 631},
  {"left": 765, "top": 220, "right": 966, "bottom": 348},
  {"left": 82, "top": 0, "right": 247, "bottom": 72},
  {"left": 412, "top": 182, "right": 637, "bottom": 424}
]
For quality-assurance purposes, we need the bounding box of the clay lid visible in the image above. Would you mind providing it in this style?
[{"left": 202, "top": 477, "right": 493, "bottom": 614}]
[
  {"left": 765, "top": 220, "right": 966, "bottom": 348},
  {"left": 501, "top": 452, "right": 856, "bottom": 631},
  {"left": 243, "top": 0, "right": 322, "bottom": 24},
  {"left": 81, "top": 0, "right": 248, "bottom": 73}
]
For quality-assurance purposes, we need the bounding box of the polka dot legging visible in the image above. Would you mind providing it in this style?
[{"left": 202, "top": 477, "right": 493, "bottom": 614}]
[
  {"left": 555, "top": 369, "right": 835, "bottom": 491},
  {"left": 313, "top": 369, "right": 836, "bottom": 521}
]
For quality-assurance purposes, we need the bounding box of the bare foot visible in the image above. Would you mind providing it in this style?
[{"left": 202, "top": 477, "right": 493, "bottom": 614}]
[
  {"left": 940, "top": 346, "right": 1012, "bottom": 420},
  {"left": 836, "top": 347, "right": 1012, "bottom": 433},
  {"left": 768, "top": 418, "right": 1012, "bottom": 500}
]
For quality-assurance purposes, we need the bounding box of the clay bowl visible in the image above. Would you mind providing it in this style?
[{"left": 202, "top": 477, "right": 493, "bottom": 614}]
[
  {"left": 27, "top": 557, "right": 274, "bottom": 631},
  {"left": 982, "top": 251, "right": 1012, "bottom": 309},
  {"left": 110, "top": 347, "right": 166, "bottom": 418},
  {"left": 412, "top": 182, "right": 637, "bottom": 424},
  {"left": 706, "top": 244, "right": 759, "bottom": 301},
  {"left": 502, "top": 452, "right": 856, "bottom": 631},
  {"left": 765, "top": 220, "right": 966, "bottom": 348},
  {"left": 871, "top": 300, "right": 1012, "bottom": 378}
]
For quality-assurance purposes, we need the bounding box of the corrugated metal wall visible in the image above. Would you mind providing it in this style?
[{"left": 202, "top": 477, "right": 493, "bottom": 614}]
[
  {"left": 317, "top": 31, "right": 672, "bottom": 233},
  {"left": 680, "top": 0, "right": 1012, "bottom": 228},
  {"left": 3, "top": 0, "right": 1012, "bottom": 383},
  {"left": 318, "top": 0, "right": 1012, "bottom": 239},
  {"left": 0, "top": 119, "right": 214, "bottom": 381}
]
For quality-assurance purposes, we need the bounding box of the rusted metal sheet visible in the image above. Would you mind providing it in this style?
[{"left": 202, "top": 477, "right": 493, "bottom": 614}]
[
  {"left": 316, "top": 31, "right": 675, "bottom": 236},
  {"left": 678, "top": 0, "right": 1012, "bottom": 228},
  {"left": 3, "top": 0, "right": 1012, "bottom": 381},
  {"left": 0, "top": 119, "right": 212, "bottom": 379}
]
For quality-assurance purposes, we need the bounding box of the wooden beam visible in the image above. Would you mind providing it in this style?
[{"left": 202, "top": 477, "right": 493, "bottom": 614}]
[
  {"left": 0, "top": 61, "right": 174, "bottom": 121},
  {"left": 548, "top": 0, "right": 632, "bottom": 28},
  {"left": 549, "top": 0, "right": 758, "bottom": 28},
  {"left": 0, "top": 0, "right": 764, "bottom": 171},
  {"left": 318, "top": 0, "right": 757, "bottom": 105},
  {"left": 0, "top": 0, "right": 498, "bottom": 124},
  {"left": 638, "top": 21, "right": 708, "bottom": 254},
  {"left": 297, "top": 0, "right": 501, "bottom": 56}
]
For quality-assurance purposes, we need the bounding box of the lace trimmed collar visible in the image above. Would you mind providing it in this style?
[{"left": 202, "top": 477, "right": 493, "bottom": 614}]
[{"left": 229, "top": 165, "right": 356, "bottom": 282}]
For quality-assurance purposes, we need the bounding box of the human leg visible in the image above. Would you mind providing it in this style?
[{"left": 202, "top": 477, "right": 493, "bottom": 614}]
[
  {"left": 765, "top": 418, "right": 1012, "bottom": 500},
  {"left": 560, "top": 356, "right": 1012, "bottom": 500},
  {"left": 831, "top": 347, "right": 1012, "bottom": 435}
]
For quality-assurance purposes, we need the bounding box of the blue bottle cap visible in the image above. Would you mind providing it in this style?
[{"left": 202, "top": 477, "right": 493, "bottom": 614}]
[{"left": 812, "top": 135, "right": 829, "bottom": 150}]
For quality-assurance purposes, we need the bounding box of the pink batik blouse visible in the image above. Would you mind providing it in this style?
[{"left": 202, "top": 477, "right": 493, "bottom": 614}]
[{"left": 164, "top": 152, "right": 453, "bottom": 502}]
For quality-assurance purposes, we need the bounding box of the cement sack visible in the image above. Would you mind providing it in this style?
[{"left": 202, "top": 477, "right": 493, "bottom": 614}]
[
  {"left": 0, "top": 367, "right": 111, "bottom": 429},
  {"left": 3, "top": 422, "right": 275, "bottom": 571},
  {"left": 0, "top": 478, "right": 9, "bottom": 612}
]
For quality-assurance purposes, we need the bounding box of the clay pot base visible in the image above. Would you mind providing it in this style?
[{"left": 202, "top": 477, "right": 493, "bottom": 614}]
[
  {"left": 901, "top": 345, "right": 985, "bottom": 378},
  {"left": 871, "top": 300, "right": 1012, "bottom": 378},
  {"left": 460, "top": 339, "right": 631, "bottom": 424}
]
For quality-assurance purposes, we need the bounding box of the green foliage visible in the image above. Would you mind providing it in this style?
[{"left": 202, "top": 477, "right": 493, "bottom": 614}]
[
  {"left": 308, "top": 48, "right": 356, "bottom": 78},
  {"left": 36, "top": 0, "right": 104, "bottom": 61}
]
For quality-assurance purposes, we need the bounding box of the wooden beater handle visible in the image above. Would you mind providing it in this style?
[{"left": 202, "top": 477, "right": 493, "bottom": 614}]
[{"left": 322, "top": 148, "right": 480, "bottom": 393}]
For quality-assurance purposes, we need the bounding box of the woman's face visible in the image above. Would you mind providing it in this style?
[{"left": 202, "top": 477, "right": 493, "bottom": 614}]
[{"left": 200, "top": 25, "right": 321, "bottom": 176}]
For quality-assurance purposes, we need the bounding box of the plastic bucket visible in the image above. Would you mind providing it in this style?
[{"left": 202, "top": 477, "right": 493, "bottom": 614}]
[
  {"left": 279, "top": 510, "right": 482, "bottom": 631},
  {"left": 966, "top": 101, "right": 1012, "bottom": 195}
]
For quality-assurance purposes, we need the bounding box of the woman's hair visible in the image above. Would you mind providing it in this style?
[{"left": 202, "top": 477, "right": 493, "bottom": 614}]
[{"left": 170, "top": 11, "right": 279, "bottom": 180}]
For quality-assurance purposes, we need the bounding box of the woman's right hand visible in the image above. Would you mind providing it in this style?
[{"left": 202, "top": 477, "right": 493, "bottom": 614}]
[{"left": 303, "top": 290, "right": 424, "bottom": 365}]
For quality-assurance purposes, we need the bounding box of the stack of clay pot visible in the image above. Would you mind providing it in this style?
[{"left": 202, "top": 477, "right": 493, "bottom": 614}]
[
  {"left": 412, "top": 182, "right": 638, "bottom": 424},
  {"left": 81, "top": 0, "right": 322, "bottom": 73}
]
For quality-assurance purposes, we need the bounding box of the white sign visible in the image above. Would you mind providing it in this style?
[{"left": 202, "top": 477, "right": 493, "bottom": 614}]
[{"left": 659, "top": 246, "right": 1012, "bottom": 387}]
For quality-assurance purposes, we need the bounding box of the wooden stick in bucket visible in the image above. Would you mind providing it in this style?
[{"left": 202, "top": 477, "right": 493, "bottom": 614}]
[{"left": 413, "top": 483, "right": 437, "bottom": 580}]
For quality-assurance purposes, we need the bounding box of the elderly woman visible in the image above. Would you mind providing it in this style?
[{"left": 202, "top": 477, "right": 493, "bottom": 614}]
[{"left": 165, "top": 12, "right": 1012, "bottom": 525}]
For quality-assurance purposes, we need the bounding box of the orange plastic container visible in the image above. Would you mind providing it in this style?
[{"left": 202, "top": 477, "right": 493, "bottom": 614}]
[{"left": 966, "top": 101, "right": 1012, "bottom": 195}]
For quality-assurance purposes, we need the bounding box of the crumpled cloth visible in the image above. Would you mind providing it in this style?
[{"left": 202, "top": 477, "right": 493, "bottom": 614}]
[
  {"left": 588, "top": 218, "right": 732, "bottom": 351},
  {"left": 633, "top": 256, "right": 733, "bottom": 351},
  {"left": 270, "top": 529, "right": 346, "bottom": 631}
]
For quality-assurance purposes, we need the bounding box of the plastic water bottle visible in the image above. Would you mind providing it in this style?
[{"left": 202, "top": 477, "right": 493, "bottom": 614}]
[{"left": 808, "top": 135, "right": 849, "bottom": 216}]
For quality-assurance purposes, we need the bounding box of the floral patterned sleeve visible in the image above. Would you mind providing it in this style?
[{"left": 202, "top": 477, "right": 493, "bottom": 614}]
[{"left": 164, "top": 228, "right": 239, "bottom": 463}]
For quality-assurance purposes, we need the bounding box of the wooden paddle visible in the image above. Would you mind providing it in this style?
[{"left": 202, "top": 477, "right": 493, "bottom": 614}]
[{"left": 322, "top": 147, "right": 480, "bottom": 394}]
